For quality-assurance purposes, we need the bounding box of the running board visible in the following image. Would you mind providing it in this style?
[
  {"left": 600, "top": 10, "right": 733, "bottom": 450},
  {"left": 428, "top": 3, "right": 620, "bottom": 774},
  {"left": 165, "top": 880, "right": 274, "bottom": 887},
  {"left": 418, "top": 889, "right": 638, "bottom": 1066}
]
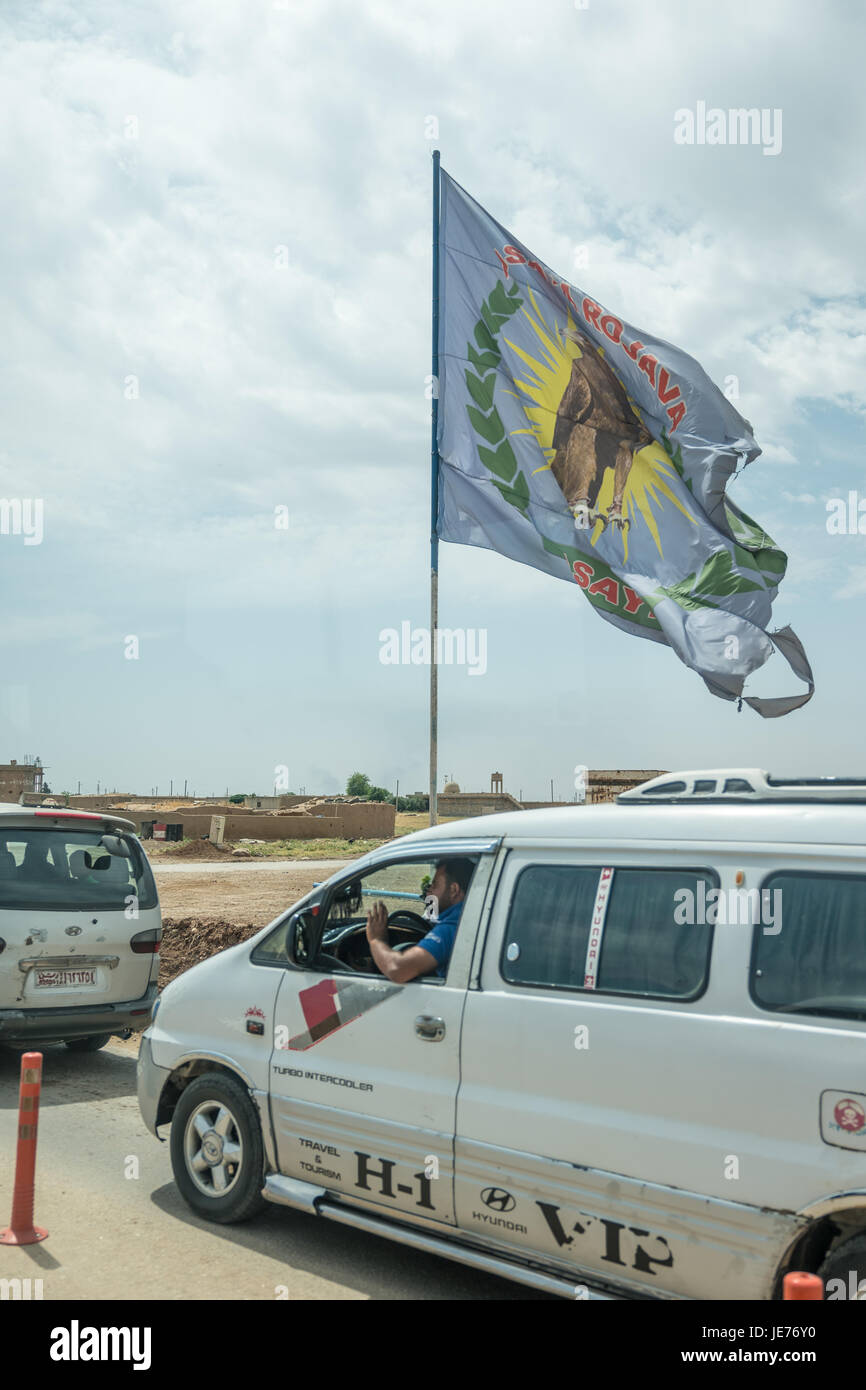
[
  {"left": 262, "top": 1175, "right": 620, "bottom": 1300},
  {"left": 263, "top": 1174, "right": 325, "bottom": 1215}
]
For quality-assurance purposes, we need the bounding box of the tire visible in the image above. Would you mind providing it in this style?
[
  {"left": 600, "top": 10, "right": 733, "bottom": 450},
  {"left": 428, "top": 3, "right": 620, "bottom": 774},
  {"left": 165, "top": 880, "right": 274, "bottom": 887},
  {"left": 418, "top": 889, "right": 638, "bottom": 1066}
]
[
  {"left": 170, "top": 1071, "right": 266, "bottom": 1223},
  {"left": 817, "top": 1233, "right": 866, "bottom": 1299},
  {"left": 65, "top": 1033, "right": 113, "bottom": 1052}
]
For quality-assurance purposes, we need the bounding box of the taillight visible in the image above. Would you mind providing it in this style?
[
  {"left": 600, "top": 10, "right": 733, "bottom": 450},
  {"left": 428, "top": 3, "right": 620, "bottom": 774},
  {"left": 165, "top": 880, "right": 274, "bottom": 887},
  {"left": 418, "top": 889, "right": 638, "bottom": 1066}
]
[{"left": 131, "top": 928, "right": 162, "bottom": 954}]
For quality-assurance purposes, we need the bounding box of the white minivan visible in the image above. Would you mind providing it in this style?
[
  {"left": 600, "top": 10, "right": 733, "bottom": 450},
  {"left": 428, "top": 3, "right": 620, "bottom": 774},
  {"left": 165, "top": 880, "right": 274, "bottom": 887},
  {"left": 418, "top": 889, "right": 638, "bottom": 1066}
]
[
  {"left": 0, "top": 804, "right": 160, "bottom": 1051},
  {"left": 138, "top": 772, "right": 866, "bottom": 1299}
]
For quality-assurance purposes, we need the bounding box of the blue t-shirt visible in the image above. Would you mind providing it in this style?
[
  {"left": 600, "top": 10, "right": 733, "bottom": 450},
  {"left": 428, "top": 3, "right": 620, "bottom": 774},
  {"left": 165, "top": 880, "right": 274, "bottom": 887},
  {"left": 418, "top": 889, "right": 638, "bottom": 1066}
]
[{"left": 418, "top": 901, "right": 463, "bottom": 978}]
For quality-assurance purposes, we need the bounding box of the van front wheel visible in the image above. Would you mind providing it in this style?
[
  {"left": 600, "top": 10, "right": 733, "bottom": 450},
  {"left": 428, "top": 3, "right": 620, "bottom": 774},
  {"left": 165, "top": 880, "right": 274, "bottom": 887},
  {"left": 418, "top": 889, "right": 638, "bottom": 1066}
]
[
  {"left": 817, "top": 1233, "right": 866, "bottom": 1299},
  {"left": 170, "top": 1072, "right": 266, "bottom": 1223}
]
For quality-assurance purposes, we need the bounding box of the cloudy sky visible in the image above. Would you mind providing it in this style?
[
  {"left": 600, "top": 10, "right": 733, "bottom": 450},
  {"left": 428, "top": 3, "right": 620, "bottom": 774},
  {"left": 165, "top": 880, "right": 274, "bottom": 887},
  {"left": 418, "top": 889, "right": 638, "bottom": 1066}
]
[{"left": 1, "top": 0, "right": 864, "bottom": 800}]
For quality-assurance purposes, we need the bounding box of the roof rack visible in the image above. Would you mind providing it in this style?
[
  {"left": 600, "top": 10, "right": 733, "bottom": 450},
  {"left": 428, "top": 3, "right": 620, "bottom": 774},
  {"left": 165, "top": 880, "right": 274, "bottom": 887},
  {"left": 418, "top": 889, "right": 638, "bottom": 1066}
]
[{"left": 617, "top": 770, "right": 866, "bottom": 805}]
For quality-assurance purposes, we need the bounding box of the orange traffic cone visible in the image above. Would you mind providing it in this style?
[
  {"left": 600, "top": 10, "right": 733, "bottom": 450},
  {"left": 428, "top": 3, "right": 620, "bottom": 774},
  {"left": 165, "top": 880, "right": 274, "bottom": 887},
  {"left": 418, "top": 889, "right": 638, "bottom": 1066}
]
[
  {"left": 783, "top": 1271, "right": 823, "bottom": 1300},
  {"left": 1, "top": 1051, "right": 48, "bottom": 1245}
]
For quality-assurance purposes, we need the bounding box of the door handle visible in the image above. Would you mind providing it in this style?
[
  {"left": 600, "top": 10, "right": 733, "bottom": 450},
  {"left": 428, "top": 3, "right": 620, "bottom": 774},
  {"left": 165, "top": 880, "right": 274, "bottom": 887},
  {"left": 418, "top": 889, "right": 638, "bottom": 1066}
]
[{"left": 415, "top": 1014, "right": 446, "bottom": 1042}]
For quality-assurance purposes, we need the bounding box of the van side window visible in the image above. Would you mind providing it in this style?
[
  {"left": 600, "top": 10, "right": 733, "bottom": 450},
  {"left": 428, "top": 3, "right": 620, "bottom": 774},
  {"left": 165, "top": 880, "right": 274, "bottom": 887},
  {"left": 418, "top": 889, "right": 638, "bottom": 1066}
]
[
  {"left": 751, "top": 872, "right": 866, "bottom": 1020},
  {"left": 502, "top": 866, "right": 597, "bottom": 989},
  {"left": 599, "top": 869, "right": 714, "bottom": 998},
  {"left": 501, "top": 865, "right": 715, "bottom": 1000}
]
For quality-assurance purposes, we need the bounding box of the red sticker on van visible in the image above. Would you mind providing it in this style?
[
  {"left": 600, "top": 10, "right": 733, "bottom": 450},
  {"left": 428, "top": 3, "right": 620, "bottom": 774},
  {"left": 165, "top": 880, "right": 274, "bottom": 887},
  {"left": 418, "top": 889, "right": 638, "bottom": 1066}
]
[{"left": 834, "top": 1098, "right": 866, "bottom": 1132}]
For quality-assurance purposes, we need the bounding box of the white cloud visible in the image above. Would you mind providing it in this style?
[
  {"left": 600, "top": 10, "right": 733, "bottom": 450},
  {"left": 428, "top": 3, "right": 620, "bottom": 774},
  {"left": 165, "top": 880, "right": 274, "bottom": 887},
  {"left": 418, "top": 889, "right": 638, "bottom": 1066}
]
[{"left": 833, "top": 567, "right": 866, "bottom": 600}]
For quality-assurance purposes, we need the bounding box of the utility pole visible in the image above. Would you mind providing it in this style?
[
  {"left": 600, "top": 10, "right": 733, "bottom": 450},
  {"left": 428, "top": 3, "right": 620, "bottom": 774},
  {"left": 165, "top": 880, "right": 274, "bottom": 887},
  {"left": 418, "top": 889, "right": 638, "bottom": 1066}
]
[
  {"left": 395, "top": 779, "right": 400, "bottom": 813},
  {"left": 550, "top": 779, "right": 554, "bottom": 803},
  {"left": 184, "top": 779, "right": 187, "bottom": 797}
]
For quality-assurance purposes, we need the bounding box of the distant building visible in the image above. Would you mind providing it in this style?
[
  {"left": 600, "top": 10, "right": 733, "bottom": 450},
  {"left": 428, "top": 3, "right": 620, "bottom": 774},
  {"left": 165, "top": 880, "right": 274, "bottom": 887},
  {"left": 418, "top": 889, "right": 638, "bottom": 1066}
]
[{"left": 0, "top": 758, "right": 45, "bottom": 803}]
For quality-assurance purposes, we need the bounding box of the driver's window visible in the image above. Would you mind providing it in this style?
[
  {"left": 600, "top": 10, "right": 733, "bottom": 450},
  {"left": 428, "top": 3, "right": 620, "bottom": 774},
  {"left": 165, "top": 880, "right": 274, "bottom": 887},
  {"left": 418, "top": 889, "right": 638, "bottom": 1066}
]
[
  {"left": 322, "top": 860, "right": 437, "bottom": 932},
  {"left": 317, "top": 859, "right": 439, "bottom": 973}
]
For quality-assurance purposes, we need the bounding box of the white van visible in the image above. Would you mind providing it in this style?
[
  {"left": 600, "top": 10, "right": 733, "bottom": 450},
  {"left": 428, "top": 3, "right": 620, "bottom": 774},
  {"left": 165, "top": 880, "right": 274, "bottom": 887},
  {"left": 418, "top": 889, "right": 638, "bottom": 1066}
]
[
  {"left": 0, "top": 805, "right": 160, "bottom": 1051},
  {"left": 137, "top": 773, "right": 866, "bottom": 1299}
]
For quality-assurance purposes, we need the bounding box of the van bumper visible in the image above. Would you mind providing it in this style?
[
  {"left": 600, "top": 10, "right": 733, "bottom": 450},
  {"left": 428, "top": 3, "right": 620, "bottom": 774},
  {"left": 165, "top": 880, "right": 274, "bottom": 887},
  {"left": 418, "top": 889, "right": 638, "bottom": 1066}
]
[
  {"left": 0, "top": 983, "right": 159, "bottom": 1044},
  {"left": 137, "top": 1032, "right": 172, "bottom": 1137}
]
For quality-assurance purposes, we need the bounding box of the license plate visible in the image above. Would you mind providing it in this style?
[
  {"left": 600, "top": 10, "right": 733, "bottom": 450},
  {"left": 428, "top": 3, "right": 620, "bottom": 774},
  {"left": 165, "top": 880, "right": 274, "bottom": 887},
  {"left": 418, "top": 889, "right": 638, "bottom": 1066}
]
[{"left": 34, "top": 968, "right": 97, "bottom": 988}]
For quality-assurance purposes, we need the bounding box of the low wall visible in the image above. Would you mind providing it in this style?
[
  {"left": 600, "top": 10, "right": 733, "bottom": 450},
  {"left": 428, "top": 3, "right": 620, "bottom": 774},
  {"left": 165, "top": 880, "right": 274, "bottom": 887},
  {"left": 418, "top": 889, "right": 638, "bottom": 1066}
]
[
  {"left": 244, "top": 795, "right": 311, "bottom": 810},
  {"left": 68, "top": 795, "right": 229, "bottom": 812},
  {"left": 133, "top": 813, "right": 344, "bottom": 841},
  {"left": 521, "top": 800, "right": 583, "bottom": 810},
  {"left": 437, "top": 793, "right": 523, "bottom": 818},
  {"left": 67, "top": 798, "right": 395, "bottom": 841},
  {"left": 331, "top": 803, "right": 395, "bottom": 837}
]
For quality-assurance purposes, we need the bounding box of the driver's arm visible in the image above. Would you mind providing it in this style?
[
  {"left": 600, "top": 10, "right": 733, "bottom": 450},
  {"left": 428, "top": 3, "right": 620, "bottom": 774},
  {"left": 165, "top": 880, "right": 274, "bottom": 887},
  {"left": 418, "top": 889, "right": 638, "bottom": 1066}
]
[{"left": 365, "top": 902, "right": 438, "bottom": 983}]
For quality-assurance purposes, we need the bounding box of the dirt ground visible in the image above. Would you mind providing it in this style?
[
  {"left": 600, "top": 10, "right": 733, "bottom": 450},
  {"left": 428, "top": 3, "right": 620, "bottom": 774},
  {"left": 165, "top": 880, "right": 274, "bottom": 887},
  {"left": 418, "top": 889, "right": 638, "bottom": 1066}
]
[
  {"left": 155, "top": 865, "right": 326, "bottom": 987},
  {"left": 158, "top": 918, "right": 270, "bottom": 986},
  {"left": 156, "top": 865, "right": 325, "bottom": 920}
]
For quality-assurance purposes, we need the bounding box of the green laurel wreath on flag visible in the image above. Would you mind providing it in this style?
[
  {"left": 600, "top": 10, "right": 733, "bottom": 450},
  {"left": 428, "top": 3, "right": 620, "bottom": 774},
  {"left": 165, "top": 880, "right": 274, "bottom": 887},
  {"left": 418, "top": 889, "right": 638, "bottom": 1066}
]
[{"left": 463, "top": 280, "right": 531, "bottom": 514}]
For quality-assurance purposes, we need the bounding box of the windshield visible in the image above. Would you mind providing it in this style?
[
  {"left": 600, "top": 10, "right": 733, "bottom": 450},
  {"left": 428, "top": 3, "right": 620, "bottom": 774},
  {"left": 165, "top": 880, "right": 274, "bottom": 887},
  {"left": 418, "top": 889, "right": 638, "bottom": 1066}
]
[{"left": 0, "top": 827, "right": 157, "bottom": 912}]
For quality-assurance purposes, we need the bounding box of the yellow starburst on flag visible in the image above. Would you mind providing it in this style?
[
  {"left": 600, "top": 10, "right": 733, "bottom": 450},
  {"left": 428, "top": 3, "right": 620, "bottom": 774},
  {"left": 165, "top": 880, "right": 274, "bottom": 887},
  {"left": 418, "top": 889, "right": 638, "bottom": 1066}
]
[{"left": 502, "top": 288, "right": 697, "bottom": 559}]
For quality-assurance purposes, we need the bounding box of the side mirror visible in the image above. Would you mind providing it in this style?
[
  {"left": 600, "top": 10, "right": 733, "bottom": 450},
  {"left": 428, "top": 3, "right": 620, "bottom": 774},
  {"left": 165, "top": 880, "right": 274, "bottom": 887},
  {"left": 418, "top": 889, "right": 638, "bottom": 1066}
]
[
  {"left": 287, "top": 909, "right": 317, "bottom": 966},
  {"left": 100, "top": 834, "right": 131, "bottom": 857}
]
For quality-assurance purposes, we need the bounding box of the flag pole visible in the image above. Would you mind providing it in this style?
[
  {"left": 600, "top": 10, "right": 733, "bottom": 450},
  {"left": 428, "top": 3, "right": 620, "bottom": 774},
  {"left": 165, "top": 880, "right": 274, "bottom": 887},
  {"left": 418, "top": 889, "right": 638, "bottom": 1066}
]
[{"left": 429, "top": 148, "right": 441, "bottom": 827}]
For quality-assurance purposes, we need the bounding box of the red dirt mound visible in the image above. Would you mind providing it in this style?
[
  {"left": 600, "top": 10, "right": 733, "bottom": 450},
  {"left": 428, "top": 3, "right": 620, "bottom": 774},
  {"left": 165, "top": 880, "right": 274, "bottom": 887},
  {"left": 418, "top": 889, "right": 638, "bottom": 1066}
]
[
  {"left": 159, "top": 916, "right": 266, "bottom": 987},
  {"left": 163, "top": 838, "right": 232, "bottom": 859}
]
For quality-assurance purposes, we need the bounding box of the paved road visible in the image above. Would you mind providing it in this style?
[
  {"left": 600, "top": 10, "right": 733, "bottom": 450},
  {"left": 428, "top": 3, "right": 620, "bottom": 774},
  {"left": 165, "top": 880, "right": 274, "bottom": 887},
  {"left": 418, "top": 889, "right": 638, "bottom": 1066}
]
[
  {"left": 153, "top": 859, "right": 352, "bottom": 875},
  {"left": 0, "top": 1038, "right": 543, "bottom": 1301}
]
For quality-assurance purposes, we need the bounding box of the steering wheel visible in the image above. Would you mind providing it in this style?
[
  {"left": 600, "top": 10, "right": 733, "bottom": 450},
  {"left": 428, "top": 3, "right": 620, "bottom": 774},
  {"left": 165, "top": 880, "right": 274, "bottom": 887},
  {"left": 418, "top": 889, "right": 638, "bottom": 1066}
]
[
  {"left": 384, "top": 909, "right": 430, "bottom": 951},
  {"left": 325, "top": 910, "right": 430, "bottom": 966},
  {"left": 386, "top": 909, "right": 429, "bottom": 930}
]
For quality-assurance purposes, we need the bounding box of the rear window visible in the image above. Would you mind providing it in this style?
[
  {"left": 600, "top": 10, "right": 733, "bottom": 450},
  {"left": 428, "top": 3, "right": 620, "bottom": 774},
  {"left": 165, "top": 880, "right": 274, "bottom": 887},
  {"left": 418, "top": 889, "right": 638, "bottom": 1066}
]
[
  {"left": 0, "top": 828, "right": 157, "bottom": 912},
  {"left": 751, "top": 872, "right": 866, "bottom": 1021},
  {"left": 501, "top": 864, "right": 716, "bottom": 1000}
]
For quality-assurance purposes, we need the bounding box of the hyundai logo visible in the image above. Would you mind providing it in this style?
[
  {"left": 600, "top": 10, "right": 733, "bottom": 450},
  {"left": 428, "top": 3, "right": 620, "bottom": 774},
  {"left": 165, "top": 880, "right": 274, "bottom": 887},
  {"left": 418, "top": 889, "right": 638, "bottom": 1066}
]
[
  {"left": 481, "top": 1186, "right": 515, "bottom": 1212},
  {"left": 64, "top": 926, "right": 82, "bottom": 936}
]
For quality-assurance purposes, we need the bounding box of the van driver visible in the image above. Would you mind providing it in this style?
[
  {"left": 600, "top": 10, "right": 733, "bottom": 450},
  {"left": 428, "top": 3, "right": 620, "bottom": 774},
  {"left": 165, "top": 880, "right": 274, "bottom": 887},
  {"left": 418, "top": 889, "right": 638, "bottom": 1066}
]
[{"left": 365, "top": 858, "right": 474, "bottom": 983}]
